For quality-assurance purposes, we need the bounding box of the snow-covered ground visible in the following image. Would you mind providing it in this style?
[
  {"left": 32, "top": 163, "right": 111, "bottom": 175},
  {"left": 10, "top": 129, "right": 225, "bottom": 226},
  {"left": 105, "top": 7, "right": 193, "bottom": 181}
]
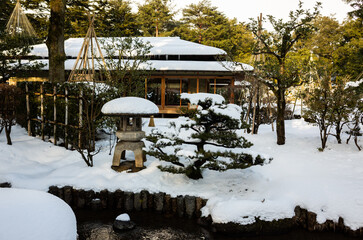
[
  {"left": 0, "top": 119, "right": 362, "bottom": 230},
  {"left": 0, "top": 188, "right": 77, "bottom": 240}
]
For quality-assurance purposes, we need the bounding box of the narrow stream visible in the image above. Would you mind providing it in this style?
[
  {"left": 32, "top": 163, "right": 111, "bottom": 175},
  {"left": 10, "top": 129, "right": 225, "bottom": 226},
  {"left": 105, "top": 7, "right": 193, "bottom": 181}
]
[{"left": 75, "top": 209, "right": 358, "bottom": 240}]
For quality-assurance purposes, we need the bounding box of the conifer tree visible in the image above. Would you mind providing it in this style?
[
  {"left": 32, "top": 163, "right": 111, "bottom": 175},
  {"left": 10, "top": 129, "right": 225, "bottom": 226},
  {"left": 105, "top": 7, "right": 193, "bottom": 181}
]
[
  {"left": 137, "top": 0, "right": 175, "bottom": 37},
  {"left": 146, "top": 94, "right": 266, "bottom": 179}
]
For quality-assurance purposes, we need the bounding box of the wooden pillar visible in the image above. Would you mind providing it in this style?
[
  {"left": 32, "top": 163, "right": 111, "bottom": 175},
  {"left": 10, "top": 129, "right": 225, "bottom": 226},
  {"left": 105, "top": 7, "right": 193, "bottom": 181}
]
[
  {"left": 53, "top": 86, "right": 57, "bottom": 145},
  {"left": 197, "top": 78, "right": 199, "bottom": 93},
  {"left": 25, "top": 82, "right": 31, "bottom": 136},
  {"left": 179, "top": 78, "right": 182, "bottom": 106},
  {"left": 65, "top": 87, "right": 69, "bottom": 149},
  {"left": 161, "top": 77, "right": 165, "bottom": 109},
  {"left": 230, "top": 78, "right": 235, "bottom": 104},
  {"left": 214, "top": 78, "right": 216, "bottom": 94},
  {"left": 40, "top": 84, "right": 45, "bottom": 141}
]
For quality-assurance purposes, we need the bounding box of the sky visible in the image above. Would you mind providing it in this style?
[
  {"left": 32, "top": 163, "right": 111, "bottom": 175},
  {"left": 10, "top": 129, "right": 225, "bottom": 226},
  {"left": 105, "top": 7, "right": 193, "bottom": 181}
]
[{"left": 132, "top": 0, "right": 353, "bottom": 25}]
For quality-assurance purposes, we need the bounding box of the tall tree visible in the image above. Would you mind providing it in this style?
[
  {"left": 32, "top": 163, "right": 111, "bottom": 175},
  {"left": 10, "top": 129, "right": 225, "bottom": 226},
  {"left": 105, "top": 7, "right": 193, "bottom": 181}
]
[
  {"left": 176, "top": 0, "right": 253, "bottom": 62},
  {"left": 137, "top": 0, "right": 175, "bottom": 37},
  {"left": 46, "top": 0, "right": 66, "bottom": 83},
  {"left": 248, "top": 1, "right": 320, "bottom": 145},
  {"left": 94, "top": 0, "right": 140, "bottom": 37}
]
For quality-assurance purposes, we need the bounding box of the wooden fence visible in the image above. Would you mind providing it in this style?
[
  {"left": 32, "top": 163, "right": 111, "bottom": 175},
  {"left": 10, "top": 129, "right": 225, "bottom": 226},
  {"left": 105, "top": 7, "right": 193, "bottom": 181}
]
[{"left": 25, "top": 82, "right": 83, "bottom": 149}]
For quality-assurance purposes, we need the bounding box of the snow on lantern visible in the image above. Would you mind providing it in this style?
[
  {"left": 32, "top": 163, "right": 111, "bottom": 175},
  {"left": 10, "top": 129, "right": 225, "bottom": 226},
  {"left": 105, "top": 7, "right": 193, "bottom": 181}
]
[{"left": 101, "top": 97, "right": 159, "bottom": 172}]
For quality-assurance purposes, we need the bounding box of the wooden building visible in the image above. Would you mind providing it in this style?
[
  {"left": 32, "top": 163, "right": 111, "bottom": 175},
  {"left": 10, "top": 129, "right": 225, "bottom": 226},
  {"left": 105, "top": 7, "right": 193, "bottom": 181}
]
[{"left": 16, "top": 37, "right": 253, "bottom": 114}]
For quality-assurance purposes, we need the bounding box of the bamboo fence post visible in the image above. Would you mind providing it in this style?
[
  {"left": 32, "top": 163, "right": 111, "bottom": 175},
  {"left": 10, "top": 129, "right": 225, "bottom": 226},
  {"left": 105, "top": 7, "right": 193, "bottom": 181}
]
[
  {"left": 25, "top": 82, "right": 31, "bottom": 136},
  {"left": 40, "top": 84, "right": 44, "bottom": 141},
  {"left": 65, "top": 87, "right": 69, "bottom": 149},
  {"left": 53, "top": 86, "right": 57, "bottom": 145},
  {"left": 78, "top": 89, "right": 83, "bottom": 149}
]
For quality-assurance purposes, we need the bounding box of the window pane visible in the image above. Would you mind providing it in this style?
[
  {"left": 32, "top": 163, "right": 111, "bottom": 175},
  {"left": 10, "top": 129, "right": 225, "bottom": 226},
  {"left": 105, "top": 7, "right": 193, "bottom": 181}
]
[
  {"left": 166, "top": 78, "right": 180, "bottom": 106},
  {"left": 147, "top": 78, "right": 161, "bottom": 105}
]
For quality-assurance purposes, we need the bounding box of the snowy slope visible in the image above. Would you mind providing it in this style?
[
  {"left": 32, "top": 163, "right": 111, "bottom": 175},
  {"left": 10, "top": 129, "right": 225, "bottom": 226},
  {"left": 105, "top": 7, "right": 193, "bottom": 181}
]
[{"left": 0, "top": 119, "right": 362, "bottom": 230}]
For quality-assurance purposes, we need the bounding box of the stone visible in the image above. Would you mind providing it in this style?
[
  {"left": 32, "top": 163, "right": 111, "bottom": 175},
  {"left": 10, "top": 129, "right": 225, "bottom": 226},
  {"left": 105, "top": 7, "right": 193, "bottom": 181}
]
[
  {"left": 0, "top": 182, "right": 11, "bottom": 188},
  {"left": 100, "top": 190, "right": 108, "bottom": 209},
  {"left": 107, "top": 191, "right": 115, "bottom": 209},
  {"left": 63, "top": 186, "right": 73, "bottom": 205},
  {"left": 113, "top": 220, "right": 136, "bottom": 232},
  {"left": 195, "top": 197, "right": 204, "bottom": 218},
  {"left": 74, "top": 189, "right": 86, "bottom": 209},
  {"left": 140, "top": 190, "right": 148, "bottom": 210},
  {"left": 85, "top": 190, "right": 95, "bottom": 209},
  {"left": 184, "top": 195, "right": 196, "bottom": 219},
  {"left": 154, "top": 192, "right": 165, "bottom": 212},
  {"left": 124, "top": 192, "right": 134, "bottom": 211},
  {"left": 134, "top": 192, "right": 141, "bottom": 211},
  {"left": 177, "top": 195, "right": 185, "bottom": 217},
  {"left": 114, "top": 190, "right": 124, "bottom": 209},
  {"left": 48, "top": 186, "right": 58, "bottom": 196},
  {"left": 91, "top": 198, "right": 102, "bottom": 211},
  {"left": 163, "top": 194, "right": 172, "bottom": 213}
]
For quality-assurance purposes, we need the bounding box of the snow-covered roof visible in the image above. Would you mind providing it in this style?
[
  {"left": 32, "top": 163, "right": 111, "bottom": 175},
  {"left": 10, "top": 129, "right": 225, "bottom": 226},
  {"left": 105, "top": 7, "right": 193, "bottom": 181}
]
[
  {"left": 22, "top": 59, "right": 253, "bottom": 72},
  {"left": 101, "top": 97, "right": 159, "bottom": 116},
  {"left": 30, "top": 37, "right": 226, "bottom": 58}
]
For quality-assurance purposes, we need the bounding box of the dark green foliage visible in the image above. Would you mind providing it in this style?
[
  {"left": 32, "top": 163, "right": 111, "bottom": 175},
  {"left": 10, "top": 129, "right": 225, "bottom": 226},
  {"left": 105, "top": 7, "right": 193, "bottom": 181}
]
[
  {"left": 0, "top": 34, "right": 42, "bottom": 83},
  {"left": 137, "top": 0, "right": 175, "bottom": 37},
  {"left": 248, "top": 1, "right": 321, "bottom": 145},
  {"left": 146, "top": 96, "right": 267, "bottom": 179}
]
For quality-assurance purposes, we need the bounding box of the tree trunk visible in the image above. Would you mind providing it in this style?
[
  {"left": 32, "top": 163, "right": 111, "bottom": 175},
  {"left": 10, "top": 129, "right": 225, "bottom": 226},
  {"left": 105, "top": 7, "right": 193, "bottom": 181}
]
[
  {"left": 276, "top": 88, "right": 286, "bottom": 145},
  {"left": 335, "top": 122, "right": 342, "bottom": 144},
  {"left": 46, "top": 0, "right": 66, "bottom": 83},
  {"left": 4, "top": 122, "right": 12, "bottom": 145}
]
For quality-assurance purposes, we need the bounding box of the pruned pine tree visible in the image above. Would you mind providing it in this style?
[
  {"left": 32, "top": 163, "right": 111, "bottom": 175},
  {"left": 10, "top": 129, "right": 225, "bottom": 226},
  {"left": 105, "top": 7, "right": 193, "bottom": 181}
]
[
  {"left": 248, "top": 1, "right": 321, "bottom": 145},
  {"left": 146, "top": 95, "right": 267, "bottom": 179}
]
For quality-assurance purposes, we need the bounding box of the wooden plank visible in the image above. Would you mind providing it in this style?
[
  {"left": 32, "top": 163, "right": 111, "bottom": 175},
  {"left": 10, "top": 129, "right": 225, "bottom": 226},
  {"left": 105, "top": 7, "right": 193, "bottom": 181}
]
[{"left": 161, "top": 77, "right": 165, "bottom": 109}]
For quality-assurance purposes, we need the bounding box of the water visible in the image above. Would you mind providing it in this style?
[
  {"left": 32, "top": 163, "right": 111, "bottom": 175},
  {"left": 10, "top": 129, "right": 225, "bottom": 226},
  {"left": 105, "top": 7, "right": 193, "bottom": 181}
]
[{"left": 75, "top": 209, "right": 359, "bottom": 240}]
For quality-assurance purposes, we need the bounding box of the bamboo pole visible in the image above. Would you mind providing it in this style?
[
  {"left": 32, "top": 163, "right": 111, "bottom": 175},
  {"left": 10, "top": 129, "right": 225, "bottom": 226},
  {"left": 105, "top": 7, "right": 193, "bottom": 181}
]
[
  {"left": 53, "top": 86, "right": 57, "bottom": 145},
  {"left": 26, "top": 82, "right": 31, "bottom": 136},
  {"left": 65, "top": 87, "right": 69, "bottom": 149},
  {"left": 78, "top": 89, "right": 83, "bottom": 149},
  {"left": 40, "top": 84, "right": 44, "bottom": 141}
]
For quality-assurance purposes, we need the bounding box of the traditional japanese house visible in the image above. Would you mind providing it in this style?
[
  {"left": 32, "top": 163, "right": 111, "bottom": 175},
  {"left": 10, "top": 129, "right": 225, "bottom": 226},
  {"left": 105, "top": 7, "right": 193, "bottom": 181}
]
[{"left": 13, "top": 37, "right": 253, "bottom": 114}]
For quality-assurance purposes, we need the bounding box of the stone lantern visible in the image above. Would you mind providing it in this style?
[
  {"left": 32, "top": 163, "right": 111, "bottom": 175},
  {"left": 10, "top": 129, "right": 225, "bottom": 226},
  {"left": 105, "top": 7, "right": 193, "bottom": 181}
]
[{"left": 101, "top": 97, "right": 159, "bottom": 172}]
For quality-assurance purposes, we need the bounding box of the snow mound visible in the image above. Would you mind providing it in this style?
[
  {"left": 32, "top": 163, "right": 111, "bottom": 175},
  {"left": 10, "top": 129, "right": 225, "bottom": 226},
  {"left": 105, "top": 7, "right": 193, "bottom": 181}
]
[
  {"left": 210, "top": 103, "right": 242, "bottom": 122},
  {"left": 116, "top": 213, "right": 130, "bottom": 221},
  {"left": 0, "top": 188, "right": 77, "bottom": 240},
  {"left": 101, "top": 97, "right": 159, "bottom": 115},
  {"left": 181, "top": 93, "right": 225, "bottom": 105}
]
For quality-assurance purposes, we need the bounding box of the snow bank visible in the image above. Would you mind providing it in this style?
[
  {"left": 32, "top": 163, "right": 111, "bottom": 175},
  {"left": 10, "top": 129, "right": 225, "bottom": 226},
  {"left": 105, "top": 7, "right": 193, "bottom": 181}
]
[
  {"left": 181, "top": 93, "right": 225, "bottom": 105},
  {"left": 101, "top": 97, "right": 159, "bottom": 115},
  {"left": 0, "top": 119, "right": 362, "bottom": 230},
  {"left": 0, "top": 188, "right": 77, "bottom": 240}
]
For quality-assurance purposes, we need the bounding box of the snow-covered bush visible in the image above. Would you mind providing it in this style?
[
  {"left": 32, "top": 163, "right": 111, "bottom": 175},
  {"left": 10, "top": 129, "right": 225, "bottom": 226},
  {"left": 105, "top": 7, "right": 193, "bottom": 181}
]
[{"left": 146, "top": 93, "right": 267, "bottom": 179}]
